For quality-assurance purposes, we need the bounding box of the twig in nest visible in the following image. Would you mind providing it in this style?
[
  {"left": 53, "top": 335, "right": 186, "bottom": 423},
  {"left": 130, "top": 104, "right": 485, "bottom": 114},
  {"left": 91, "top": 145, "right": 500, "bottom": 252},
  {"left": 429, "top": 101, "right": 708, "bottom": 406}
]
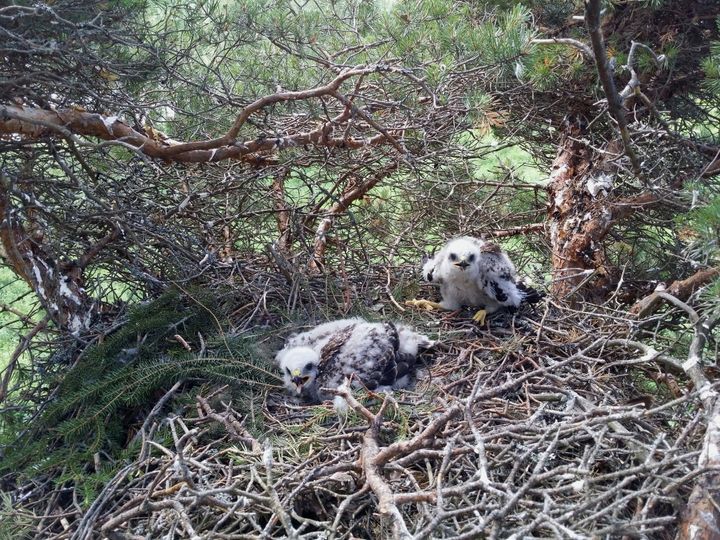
[
  {"left": 328, "top": 387, "right": 413, "bottom": 539},
  {"left": 174, "top": 334, "right": 192, "bottom": 351},
  {"left": 196, "top": 395, "right": 262, "bottom": 452}
]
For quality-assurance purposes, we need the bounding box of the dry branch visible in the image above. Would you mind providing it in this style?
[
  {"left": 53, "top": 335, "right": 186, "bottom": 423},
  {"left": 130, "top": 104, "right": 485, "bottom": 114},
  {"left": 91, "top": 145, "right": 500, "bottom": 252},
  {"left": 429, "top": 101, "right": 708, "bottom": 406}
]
[
  {"left": 0, "top": 104, "right": 390, "bottom": 164},
  {"left": 307, "top": 163, "right": 398, "bottom": 272},
  {"left": 270, "top": 167, "right": 292, "bottom": 257},
  {"left": 673, "top": 303, "right": 720, "bottom": 539},
  {"left": 584, "top": 0, "right": 642, "bottom": 176},
  {"left": 630, "top": 267, "right": 720, "bottom": 318}
]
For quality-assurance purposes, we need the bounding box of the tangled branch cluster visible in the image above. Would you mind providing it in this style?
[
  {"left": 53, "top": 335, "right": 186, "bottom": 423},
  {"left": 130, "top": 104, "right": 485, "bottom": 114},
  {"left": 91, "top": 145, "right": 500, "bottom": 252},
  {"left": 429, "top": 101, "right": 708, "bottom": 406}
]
[
  {"left": 12, "top": 298, "right": 715, "bottom": 539},
  {"left": 1, "top": 2, "right": 719, "bottom": 537}
]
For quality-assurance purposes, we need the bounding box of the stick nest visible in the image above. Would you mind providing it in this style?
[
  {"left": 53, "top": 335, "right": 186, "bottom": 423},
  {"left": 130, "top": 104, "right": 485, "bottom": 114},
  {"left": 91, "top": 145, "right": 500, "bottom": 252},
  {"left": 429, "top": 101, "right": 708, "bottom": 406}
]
[{"left": 5, "top": 264, "right": 716, "bottom": 540}]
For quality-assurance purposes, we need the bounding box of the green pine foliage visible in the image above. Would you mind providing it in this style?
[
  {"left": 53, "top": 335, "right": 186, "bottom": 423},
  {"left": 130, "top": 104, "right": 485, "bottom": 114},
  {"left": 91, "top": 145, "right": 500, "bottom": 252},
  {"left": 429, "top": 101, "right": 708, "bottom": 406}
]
[
  {"left": 0, "top": 289, "right": 277, "bottom": 481},
  {"left": 137, "top": 0, "right": 546, "bottom": 144},
  {"left": 680, "top": 189, "right": 720, "bottom": 299},
  {"left": 0, "top": 267, "right": 36, "bottom": 372},
  {"left": 0, "top": 492, "right": 33, "bottom": 540},
  {"left": 702, "top": 18, "right": 720, "bottom": 95}
]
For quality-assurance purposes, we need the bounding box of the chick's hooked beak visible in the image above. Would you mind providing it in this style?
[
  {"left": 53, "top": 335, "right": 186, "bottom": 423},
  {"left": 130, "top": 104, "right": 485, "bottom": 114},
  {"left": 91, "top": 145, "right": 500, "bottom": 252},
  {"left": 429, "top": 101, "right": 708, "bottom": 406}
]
[
  {"left": 454, "top": 259, "right": 470, "bottom": 270},
  {"left": 290, "top": 369, "right": 309, "bottom": 389}
]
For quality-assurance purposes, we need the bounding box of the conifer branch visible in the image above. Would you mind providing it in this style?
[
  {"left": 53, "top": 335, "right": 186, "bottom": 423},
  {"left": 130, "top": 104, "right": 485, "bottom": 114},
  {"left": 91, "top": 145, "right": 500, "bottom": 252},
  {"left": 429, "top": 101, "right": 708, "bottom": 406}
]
[
  {"left": 584, "top": 0, "right": 642, "bottom": 178},
  {"left": 531, "top": 37, "right": 593, "bottom": 59}
]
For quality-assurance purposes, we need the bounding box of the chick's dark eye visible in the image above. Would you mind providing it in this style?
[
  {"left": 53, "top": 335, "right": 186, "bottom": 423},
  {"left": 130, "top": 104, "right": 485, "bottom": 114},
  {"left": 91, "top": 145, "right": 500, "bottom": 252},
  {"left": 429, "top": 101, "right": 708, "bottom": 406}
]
[
  {"left": 449, "top": 253, "right": 457, "bottom": 261},
  {"left": 304, "top": 362, "right": 314, "bottom": 371},
  {"left": 468, "top": 254, "right": 475, "bottom": 262}
]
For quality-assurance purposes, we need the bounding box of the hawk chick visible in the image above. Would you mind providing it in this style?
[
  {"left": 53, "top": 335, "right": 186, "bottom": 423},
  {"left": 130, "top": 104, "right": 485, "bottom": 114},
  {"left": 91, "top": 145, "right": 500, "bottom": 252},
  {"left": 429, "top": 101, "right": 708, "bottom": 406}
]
[
  {"left": 407, "top": 236, "right": 541, "bottom": 324},
  {"left": 276, "top": 318, "right": 433, "bottom": 403}
]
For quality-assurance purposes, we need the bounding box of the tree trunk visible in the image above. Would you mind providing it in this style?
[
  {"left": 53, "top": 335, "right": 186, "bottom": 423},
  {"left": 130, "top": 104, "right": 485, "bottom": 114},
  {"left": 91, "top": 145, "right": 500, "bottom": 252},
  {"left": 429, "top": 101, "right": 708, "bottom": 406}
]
[
  {"left": 0, "top": 181, "right": 97, "bottom": 335},
  {"left": 546, "top": 121, "right": 614, "bottom": 301}
]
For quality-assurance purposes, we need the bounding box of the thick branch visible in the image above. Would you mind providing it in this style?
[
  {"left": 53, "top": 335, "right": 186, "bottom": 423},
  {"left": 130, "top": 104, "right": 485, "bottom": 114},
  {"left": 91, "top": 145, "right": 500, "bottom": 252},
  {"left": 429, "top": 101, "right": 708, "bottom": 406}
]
[
  {"left": 0, "top": 180, "right": 95, "bottom": 334},
  {"left": 630, "top": 267, "right": 720, "bottom": 318},
  {"left": 0, "top": 104, "right": 390, "bottom": 164},
  {"left": 0, "top": 315, "right": 49, "bottom": 403},
  {"left": 329, "top": 388, "right": 412, "bottom": 539},
  {"left": 675, "top": 307, "right": 720, "bottom": 540},
  {"left": 361, "top": 420, "right": 413, "bottom": 540}
]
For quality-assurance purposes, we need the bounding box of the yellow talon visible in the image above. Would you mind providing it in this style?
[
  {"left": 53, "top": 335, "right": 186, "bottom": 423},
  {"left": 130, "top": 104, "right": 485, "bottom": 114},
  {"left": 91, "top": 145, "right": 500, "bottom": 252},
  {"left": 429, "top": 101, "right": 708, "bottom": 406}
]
[
  {"left": 472, "top": 309, "right": 487, "bottom": 325},
  {"left": 405, "top": 299, "right": 444, "bottom": 311}
]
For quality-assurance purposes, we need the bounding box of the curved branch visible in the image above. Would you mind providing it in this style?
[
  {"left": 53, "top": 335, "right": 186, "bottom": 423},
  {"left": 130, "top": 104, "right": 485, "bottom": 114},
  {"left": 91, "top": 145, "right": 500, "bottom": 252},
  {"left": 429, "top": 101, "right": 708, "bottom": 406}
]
[
  {"left": 162, "top": 66, "right": 382, "bottom": 156},
  {"left": 0, "top": 105, "right": 391, "bottom": 164},
  {"left": 0, "top": 66, "right": 406, "bottom": 164},
  {"left": 328, "top": 388, "right": 412, "bottom": 539},
  {"left": 618, "top": 41, "right": 665, "bottom": 101},
  {"left": 307, "top": 163, "right": 399, "bottom": 273},
  {"left": 630, "top": 267, "right": 720, "bottom": 318},
  {"left": 330, "top": 90, "right": 407, "bottom": 156},
  {"left": 584, "top": 0, "right": 642, "bottom": 177}
]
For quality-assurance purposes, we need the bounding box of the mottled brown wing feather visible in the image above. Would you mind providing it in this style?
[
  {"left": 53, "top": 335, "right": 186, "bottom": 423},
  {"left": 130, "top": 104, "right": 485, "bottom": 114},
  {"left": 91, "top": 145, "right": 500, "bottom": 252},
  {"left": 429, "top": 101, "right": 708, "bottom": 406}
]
[
  {"left": 479, "top": 242, "right": 502, "bottom": 254},
  {"left": 318, "top": 326, "right": 354, "bottom": 367},
  {"left": 315, "top": 324, "right": 356, "bottom": 384},
  {"left": 376, "top": 322, "right": 400, "bottom": 387}
]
